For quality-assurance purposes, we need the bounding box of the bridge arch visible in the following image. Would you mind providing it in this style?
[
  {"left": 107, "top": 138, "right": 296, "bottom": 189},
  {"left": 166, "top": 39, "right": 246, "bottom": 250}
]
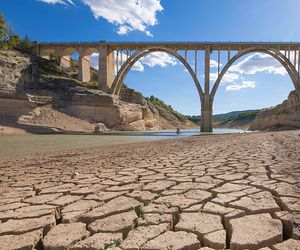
[
  {"left": 40, "top": 47, "right": 56, "bottom": 59},
  {"left": 110, "top": 47, "right": 204, "bottom": 100},
  {"left": 210, "top": 47, "right": 300, "bottom": 100}
]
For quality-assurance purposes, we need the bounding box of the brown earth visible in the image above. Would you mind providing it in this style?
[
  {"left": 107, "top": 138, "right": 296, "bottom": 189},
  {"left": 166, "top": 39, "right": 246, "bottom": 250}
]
[{"left": 0, "top": 131, "right": 300, "bottom": 249}]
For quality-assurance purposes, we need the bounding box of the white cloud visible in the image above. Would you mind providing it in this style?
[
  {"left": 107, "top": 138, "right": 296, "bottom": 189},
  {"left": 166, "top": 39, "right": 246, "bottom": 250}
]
[
  {"left": 226, "top": 80, "right": 257, "bottom": 91},
  {"left": 39, "top": 0, "right": 163, "bottom": 36},
  {"left": 229, "top": 53, "right": 287, "bottom": 76},
  {"left": 116, "top": 26, "right": 132, "bottom": 35},
  {"left": 210, "top": 72, "right": 240, "bottom": 83},
  {"left": 145, "top": 31, "right": 153, "bottom": 38},
  {"left": 39, "top": 0, "right": 74, "bottom": 5},
  {"left": 139, "top": 52, "right": 178, "bottom": 68},
  {"left": 90, "top": 53, "right": 99, "bottom": 69},
  {"left": 81, "top": 0, "right": 163, "bottom": 36},
  {"left": 210, "top": 60, "right": 222, "bottom": 68},
  {"left": 90, "top": 52, "right": 177, "bottom": 73}
]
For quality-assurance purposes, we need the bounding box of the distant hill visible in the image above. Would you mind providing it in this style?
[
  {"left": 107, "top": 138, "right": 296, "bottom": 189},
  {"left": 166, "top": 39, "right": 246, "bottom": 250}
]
[
  {"left": 186, "top": 110, "right": 260, "bottom": 129},
  {"left": 213, "top": 110, "right": 260, "bottom": 122}
]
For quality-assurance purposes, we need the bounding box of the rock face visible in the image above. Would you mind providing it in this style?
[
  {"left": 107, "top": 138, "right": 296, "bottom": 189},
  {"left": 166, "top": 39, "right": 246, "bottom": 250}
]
[
  {"left": 250, "top": 90, "right": 300, "bottom": 131},
  {"left": 0, "top": 50, "right": 196, "bottom": 133}
]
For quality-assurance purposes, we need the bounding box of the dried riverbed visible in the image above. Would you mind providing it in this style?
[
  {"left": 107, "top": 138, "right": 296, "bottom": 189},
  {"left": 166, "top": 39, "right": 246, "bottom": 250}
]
[{"left": 0, "top": 131, "right": 300, "bottom": 249}]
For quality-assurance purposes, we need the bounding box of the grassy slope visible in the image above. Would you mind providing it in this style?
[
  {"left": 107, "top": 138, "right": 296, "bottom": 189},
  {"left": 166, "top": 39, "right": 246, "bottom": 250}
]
[{"left": 186, "top": 110, "right": 260, "bottom": 124}]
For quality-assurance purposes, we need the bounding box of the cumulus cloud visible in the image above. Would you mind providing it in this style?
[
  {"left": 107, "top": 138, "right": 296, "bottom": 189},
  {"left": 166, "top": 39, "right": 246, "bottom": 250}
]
[
  {"left": 89, "top": 51, "right": 176, "bottom": 73},
  {"left": 39, "top": 0, "right": 163, "bottom": 36},
  {"left": 89, "top": 53, "right": 100, "bottom": 69},
  {"left": 226, "top": 80, "right": 257, "bottom": 91},
  {"left": 39, "top": 0, "right": 74, "bottom": 5},
  {"left": 210, "top": 72, "right": 240, "bottom": 83},
  {"left": 210, "top": 60, "right": 222, "bottom": 68},
  {"left": 81, "top": 0, "right": 163, "bottom": 36},
  {"left": 229, "top": 53, "right": 287, "bottom": 76},
  {"left": 139, "top": 52, "right": 178, "bottom": 68},
  {"left": 117, "top": 26, "right": 132, "bottom": 35}
]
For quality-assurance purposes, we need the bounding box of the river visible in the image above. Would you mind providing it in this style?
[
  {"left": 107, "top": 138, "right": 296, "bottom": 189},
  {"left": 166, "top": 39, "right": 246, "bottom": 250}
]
[{"left": 0, "top": 128, "right": 244, "bottom": 156}]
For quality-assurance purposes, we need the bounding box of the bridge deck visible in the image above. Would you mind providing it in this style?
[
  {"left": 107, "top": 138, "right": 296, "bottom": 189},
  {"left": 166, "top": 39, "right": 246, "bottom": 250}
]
[{"left": 37, "top": 42, "right": 300, "bottom": 50}]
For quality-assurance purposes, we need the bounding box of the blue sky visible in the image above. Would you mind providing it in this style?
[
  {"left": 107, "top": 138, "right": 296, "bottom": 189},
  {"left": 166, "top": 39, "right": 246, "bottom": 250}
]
[{"left": 1, "top": 0, "right": 299, "bottom": 115}]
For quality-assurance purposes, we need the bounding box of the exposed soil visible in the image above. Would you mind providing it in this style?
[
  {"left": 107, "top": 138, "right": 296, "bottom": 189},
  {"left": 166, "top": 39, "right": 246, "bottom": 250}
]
[{"left": 0, "top": 131, "right": 300, "bottom": 249}]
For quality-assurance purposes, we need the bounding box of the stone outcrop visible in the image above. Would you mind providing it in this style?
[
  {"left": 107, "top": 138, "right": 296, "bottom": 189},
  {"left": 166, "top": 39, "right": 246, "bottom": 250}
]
[
  {"left": 250, "top": 90, "right": 300, "bottom": 131},
  {"left": 0, "top": 49, "right": 196, "bottom": 133}
]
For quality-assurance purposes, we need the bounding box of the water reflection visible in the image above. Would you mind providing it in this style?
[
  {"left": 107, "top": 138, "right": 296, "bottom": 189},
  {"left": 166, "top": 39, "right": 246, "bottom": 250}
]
[{"left": 104, "top": 128, "right": 244, "bottom": 137}]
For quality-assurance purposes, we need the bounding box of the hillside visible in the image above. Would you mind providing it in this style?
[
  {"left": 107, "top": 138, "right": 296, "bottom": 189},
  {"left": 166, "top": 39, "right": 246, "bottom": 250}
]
[
  {"left": 0, "top": 49, "right": 196, "bottom": 134},
  {"left": 214, "top": 110, "right": 259, "bottom": 129},
  {"left": 250, "top": 90, "right": 300, "bottom": 131},
  {"left": 186, "top": 110, "right": 260, "bottom": 129}
]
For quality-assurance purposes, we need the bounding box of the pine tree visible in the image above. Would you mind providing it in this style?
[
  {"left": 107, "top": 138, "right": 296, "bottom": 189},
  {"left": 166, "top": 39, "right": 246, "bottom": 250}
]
[
  {"left": 21, "top": 34, "right": 32, "bottom": 51},
  {"left": 7, "top": 21, "right": 14, "bottom": 38},
  {"left": 0, "top": 11, "right": 7, "bottom": 46},
  {"left": 8, "top": 34, "right": 21, "bottom": 49}
]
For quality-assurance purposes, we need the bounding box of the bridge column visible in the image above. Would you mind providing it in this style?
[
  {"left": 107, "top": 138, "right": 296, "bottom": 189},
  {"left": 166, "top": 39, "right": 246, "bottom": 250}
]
[
  {"left": 201, "top": 95, "right": 213, "bottom": 132},
  {"left": 98, "top": 42, "right": 115, "bottom": 93},
  {"left": 78, "top": 51, "right": 91, "bottom": 83},
  {"left": 55, "top": 47, "right": 71, "bottom": 68},
  {"left": 59, "top": 55, "right": 71, "bottom": 68},
  {"left": 201, "top": 46, "right": 213, "bottom": 132}
]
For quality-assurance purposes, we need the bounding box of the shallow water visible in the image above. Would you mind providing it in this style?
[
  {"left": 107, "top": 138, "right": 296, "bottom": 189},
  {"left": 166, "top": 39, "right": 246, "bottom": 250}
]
[{"left": 0, "top": 128, "right": 244, "bottom": 156}]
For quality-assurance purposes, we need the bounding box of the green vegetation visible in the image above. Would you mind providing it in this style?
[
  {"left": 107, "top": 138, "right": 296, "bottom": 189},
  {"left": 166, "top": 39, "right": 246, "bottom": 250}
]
[
  {"left": 0, "top": 11, "right": 33, "bottom": 51},
  {"left": 186, "top": 115, "right": 201, "bottom": 124},
  {"left": 186, "top": 110, "right": 260, "bottom": 124},
  {"left": 146, "top": 95, "right": 178, "bottom": 114},
  {"left": 146, "top": 95, "right": 185, "bottom": 120},
  {"left": 214, "top": 110, "right": 259, "bottom": 122},
  {"left": 226, "top": 111, "right": 258, "bottom": 122},
  {"left": 0, "top": 12, "right": 8, "bottom": 45}
]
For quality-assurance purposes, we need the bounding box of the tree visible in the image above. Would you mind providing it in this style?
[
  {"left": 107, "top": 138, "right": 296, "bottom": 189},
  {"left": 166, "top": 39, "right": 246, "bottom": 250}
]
[
  {"left": 0, "top": 11, "right": 7, "bottom": 46},
  {"left": 20, "top": 34, "right": 33, "bottom": 52},
  {"left": 6, "top": 21, "right": 13, "bottom": 38},
  {"left": 8, "top": 34, "right": 21, "bottom": 49}
]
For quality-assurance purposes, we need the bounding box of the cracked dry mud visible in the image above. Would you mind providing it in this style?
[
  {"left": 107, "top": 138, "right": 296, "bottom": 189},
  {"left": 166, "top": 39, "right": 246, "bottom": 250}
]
[{"left": 0, "top": 131, "right": 300, "bottom": 250}]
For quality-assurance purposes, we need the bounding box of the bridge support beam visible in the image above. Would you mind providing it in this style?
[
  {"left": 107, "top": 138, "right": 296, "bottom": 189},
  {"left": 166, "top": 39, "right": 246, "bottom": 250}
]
[
  {"left": 201, "top": 47, "right": 213, "bottom": 132},
  {"left": 98, "top": 42, "right": 115, "bottom": 93},
  {"left": 78, "top": 54, "right": 91, "bottom": 83}
]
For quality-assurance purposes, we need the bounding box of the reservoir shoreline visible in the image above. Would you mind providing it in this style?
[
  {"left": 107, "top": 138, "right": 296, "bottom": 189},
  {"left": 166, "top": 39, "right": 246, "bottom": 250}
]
[{"left": 0, "top": 128, "right": 244, "bottom": 156}]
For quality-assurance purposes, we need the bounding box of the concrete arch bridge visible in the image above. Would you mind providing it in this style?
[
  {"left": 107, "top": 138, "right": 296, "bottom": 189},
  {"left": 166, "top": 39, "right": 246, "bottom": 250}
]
[{"left": 34, "top": 42, "right": 300, "bottom": 132}]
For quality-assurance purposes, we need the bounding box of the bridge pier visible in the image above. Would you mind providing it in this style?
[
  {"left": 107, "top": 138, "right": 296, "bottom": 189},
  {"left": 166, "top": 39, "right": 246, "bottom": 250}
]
[
  {"left": 98, "top": 42, "right": 115, "bottom": 93},
  {"left": 55, "top": 47, "right": 71, "bottom": 68},
  {"left": 201, "top": 95, "right": 213, "bottom": 132},
  {"left": 59, "top": 55, "right": 71, "bottom": 68},
  {"left": 201, "top": 46, "right": 213, "bottom": 132}
]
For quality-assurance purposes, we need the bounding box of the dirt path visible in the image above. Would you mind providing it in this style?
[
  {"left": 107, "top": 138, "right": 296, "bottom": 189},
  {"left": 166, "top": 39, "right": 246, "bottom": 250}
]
[{"left": 0, "top": 131, "right": 300, "bottom": 249}]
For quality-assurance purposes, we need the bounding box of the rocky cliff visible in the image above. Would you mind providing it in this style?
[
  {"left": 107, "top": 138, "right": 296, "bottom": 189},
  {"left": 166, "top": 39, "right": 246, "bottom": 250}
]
[
  {"left": 0, "top": 49, "right": 196, "bottom": 134},
  {"left": 250, "top": 90, "right": 300, "bottom": 131}
]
